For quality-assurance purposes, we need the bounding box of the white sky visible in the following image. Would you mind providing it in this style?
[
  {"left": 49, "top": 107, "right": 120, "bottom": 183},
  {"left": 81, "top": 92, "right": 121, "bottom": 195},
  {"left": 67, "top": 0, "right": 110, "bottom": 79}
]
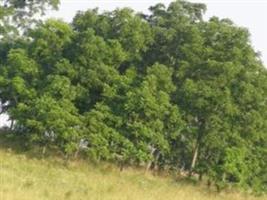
[{"left": 0, "top": 0, "right": 267, "bottom": 127}]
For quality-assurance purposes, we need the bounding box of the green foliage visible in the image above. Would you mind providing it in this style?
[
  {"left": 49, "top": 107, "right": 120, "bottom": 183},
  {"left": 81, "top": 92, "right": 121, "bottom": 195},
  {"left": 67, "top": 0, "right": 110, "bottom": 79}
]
[
  {"left": 0, "top": 0, "right": 266, "bottom": 193},
  {"left": 0, "top": 0, "right": 60, "bottom": 36}
]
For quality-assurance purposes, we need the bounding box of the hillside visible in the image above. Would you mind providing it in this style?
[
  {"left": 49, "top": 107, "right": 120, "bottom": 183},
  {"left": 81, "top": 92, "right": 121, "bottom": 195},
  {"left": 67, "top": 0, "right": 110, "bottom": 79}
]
[
  {"left": 0, "top": 136, "right": 265, "bottom": 200},
  {"left": 1, "top": 0, "right": 267, "bottom": 193}
]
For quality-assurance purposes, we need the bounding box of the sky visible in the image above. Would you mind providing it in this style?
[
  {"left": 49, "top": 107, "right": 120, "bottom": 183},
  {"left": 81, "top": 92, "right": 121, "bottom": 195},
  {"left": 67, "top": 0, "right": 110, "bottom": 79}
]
[{"left": 0, "top": 0, "right": 266, "bottom": 126}]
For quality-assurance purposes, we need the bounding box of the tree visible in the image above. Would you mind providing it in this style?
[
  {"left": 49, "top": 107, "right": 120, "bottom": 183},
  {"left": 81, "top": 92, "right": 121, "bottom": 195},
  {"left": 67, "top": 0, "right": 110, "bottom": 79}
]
[
  {"left": 0, "top": 0, "right": 266, "bottom": 193},
  {"left": 141, "top": 0, "right": 267, "bottom": 190},
  {"left": 0, "top": 0, "right": 59, "bottom": 36},
  {"left": 83, "top": 64, "right": 184, "bottom": 169},
  {"left": 72, "top": 8, "right": 154, "bottom": 72}
]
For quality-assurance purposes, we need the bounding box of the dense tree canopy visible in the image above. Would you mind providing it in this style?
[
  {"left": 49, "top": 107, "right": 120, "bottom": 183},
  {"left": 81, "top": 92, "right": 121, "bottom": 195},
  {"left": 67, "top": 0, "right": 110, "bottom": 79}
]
[{"left": 0, "top": 0, "right": 266, "bottom": 193}]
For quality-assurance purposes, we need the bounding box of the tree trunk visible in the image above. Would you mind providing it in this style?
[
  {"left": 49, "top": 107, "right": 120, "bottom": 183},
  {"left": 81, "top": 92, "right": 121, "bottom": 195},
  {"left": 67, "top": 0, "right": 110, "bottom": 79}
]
[
  {"left": 153, "top": 151, "right": 160, "bottom": 171},
  {"left": 146, "top": 146, "right": 157, "bottom": 173},
  {"left": 146, "top": 160, "right": 152, "bottom": 172},
  {"left": 207, "top": 179, "right": 211, "bottom": 188},
  {"left": 74, "top": 149, "right": 79, "bottom": 159},
  {"left": 41, "top": 145, "right": 47, "bottom": 159},
  {"left": 119, "top": 162, "right": 124, "bottom": 172},
  {"left": 10, "top": 119, "right": 14, "bottom": 130},
  {"left": 42, "top": 145, "right": 47, "bottom": 155},
  {"left": 190, "top": 120, "right": 205, "bottom": 174},
  {"left": 190, "top": 143, "right": 199, "bottom": 172}
]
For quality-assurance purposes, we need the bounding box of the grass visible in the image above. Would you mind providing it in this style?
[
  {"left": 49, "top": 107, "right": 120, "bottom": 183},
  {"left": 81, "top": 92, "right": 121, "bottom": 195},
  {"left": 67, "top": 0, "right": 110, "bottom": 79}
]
[{"left": 0, "top": 134, "right": 266, "bottom": 200}]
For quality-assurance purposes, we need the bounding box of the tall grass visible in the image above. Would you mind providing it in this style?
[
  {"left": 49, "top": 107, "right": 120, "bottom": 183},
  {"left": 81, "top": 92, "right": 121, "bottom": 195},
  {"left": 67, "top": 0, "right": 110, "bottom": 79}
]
[{"left": 0, "top": 134, "right": 265, "bottom": 200}]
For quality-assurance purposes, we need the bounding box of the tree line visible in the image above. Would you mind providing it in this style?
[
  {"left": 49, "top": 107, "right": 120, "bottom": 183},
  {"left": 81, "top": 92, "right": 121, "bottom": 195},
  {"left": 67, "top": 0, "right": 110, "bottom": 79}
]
[{"left": 0, "top": 0, "right": 266, "bottom": 193}]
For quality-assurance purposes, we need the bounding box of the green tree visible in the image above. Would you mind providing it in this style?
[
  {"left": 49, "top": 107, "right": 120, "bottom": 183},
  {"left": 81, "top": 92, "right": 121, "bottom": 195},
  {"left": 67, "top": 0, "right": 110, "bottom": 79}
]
[
  {"left": 0, "top": 0, "right": 59, "bottom": 36},
  {"left": 0, "top": 0, "right": 266, "bottom": 193}
]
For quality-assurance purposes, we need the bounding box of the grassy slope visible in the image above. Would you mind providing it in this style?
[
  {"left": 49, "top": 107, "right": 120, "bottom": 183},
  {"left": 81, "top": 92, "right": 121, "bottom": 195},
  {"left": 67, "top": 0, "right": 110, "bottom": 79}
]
[{"left": 0, "top": 136, "right": 266, "bottom": 200}]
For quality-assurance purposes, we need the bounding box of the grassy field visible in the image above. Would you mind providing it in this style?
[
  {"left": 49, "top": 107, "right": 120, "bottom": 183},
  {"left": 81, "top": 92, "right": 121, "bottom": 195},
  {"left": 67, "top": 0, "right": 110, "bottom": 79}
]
[{"left": 0, "top": 136, "right": 266, "bottom": 200}]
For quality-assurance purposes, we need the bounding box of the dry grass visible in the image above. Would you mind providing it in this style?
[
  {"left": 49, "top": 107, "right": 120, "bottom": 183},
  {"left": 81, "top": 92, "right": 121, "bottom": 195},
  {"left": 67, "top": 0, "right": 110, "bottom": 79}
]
[{"left": 0, "top": 137, "right": 266, "bottom": 200}]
